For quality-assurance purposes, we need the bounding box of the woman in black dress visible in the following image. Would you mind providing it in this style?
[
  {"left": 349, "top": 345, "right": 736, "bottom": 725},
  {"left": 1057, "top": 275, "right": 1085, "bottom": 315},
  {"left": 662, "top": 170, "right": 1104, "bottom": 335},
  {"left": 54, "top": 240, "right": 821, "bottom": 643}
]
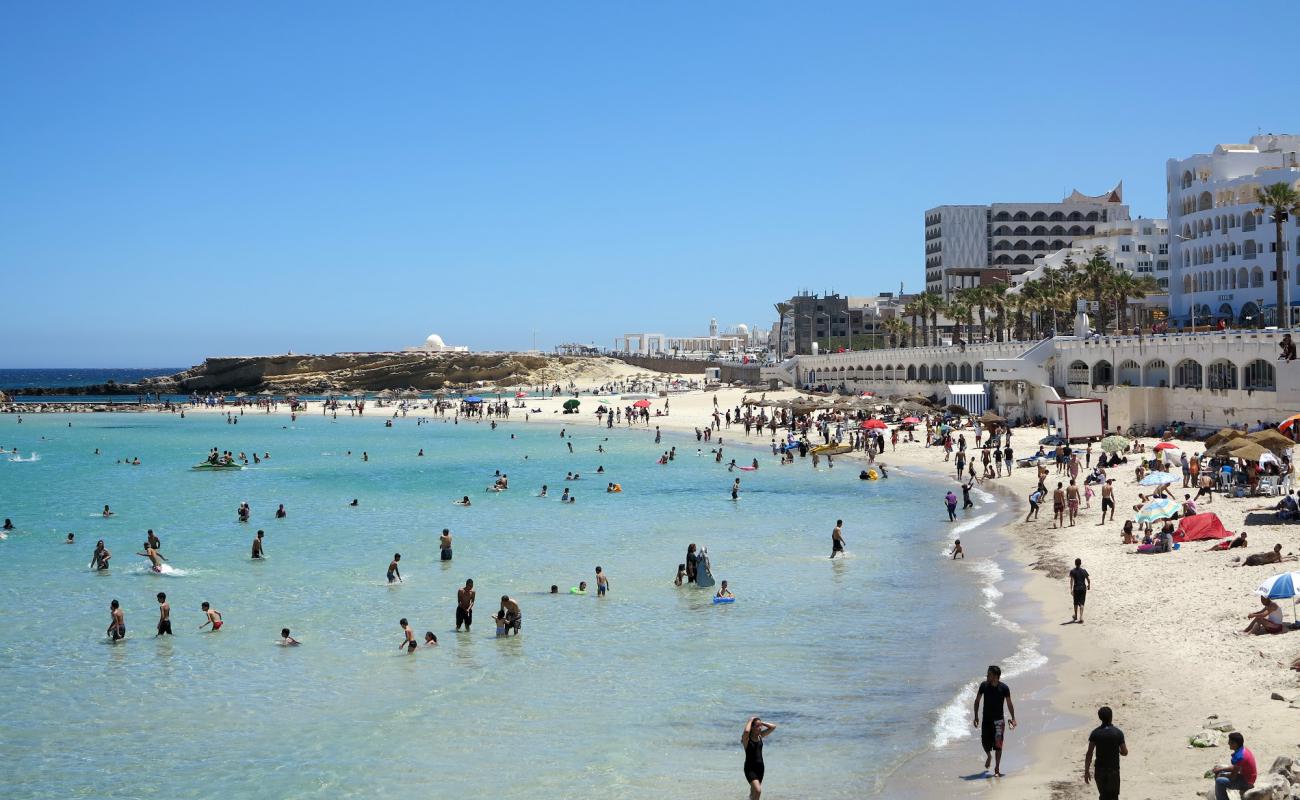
[{"left": 741, "top": 716, "right": 777, "bottom": 799}]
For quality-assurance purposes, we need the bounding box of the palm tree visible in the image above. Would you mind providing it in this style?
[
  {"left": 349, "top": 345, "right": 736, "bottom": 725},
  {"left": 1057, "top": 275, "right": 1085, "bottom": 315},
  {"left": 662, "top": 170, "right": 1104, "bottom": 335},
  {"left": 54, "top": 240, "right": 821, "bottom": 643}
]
[
  {"left": 773, "top": 303, "right": 792, "bottom": 357},
  {"left": 1081, "top": 247, "right": 1116, "bottom": 333},
  {"left": 949, "top": 292, "right": 974, "bottom": 345},
  {"left": 904, "top": 300, "right": 920, "bottom": 348},
  {"left": 1108, "top": 272, "right": 1160, "bottom": 332},
  {"left": 985, "top": 282, "right": 1008, "bottom": 341},
  {"left": 881, "top": 317, "right": 909, "bottom": 349},
  {"left": 1258, "top": 182, "right": 1300, "bottom": 327},
  {"left": 923, "top": 290, "right": 944, "bottom": 346}
]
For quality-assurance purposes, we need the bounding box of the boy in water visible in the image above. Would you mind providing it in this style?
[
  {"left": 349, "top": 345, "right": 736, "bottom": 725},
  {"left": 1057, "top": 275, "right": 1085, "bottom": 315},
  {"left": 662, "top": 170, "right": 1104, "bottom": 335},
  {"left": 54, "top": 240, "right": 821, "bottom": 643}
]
[
  {"left": 279, "top": 627, "right": 300, "bottom": 646},
  {"left": 716, "top": 580, "right": 734, "bottom": 598},
  {"left": 137, "top": 542, "right": 167, "bottom": 572},
  {"left": 424, "top": 631, "right": 438, "bottom": 647},
  {"left": 456, "top": 579, "right": 475, "bottom": 631},
  {"left": 200, "top": 602, "right": 224, "bottom": 631},
  {"left": 155, "top": 592, "right": 173, "bottom": 636},
  {"left": 831, "top": 519, "right": 846, "bottom": 559},
  {"left": 251, "top": 530, "right": 265, "bottom": 559},
  {"left": 951, "top": 539, "right": 965, "bottom": 559},
  {"left": 398, "top": 618, "right": 417, "bottom": 653},
  {"left": 387, "top": 553, "right": 402, "bottom": 584},
  {"left": 107, "top": 599, "right": 126, "bottom": 642},
  {"left": 595, "top": 566, "right": 610, "bottom": 597}
]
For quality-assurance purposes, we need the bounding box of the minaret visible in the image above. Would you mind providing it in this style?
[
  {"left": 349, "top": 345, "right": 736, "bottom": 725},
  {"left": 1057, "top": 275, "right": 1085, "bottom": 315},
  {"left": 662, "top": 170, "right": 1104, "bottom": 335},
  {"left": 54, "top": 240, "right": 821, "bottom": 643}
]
[{"left": 709, "top": 317, "right": 718, "bottom": 338}]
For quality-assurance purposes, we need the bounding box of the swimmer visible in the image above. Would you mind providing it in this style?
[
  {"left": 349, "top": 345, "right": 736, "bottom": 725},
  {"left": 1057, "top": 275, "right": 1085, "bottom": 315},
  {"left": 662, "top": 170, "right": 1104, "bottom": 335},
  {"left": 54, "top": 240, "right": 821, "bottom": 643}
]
[
  {"left": 493, "top": 610, "right": 510, "bottom": 636},
  {"left": 560, "top": 488, "right": 572, "bottom": 503},
  {"left": 136, "top": 542, "right": 167, "bottom": 571},
  {"left": 387, "top": 553, "right": 403, "bottom": 584},
  {"left": 456, "top": 579, "right": 475, "bottom": 631},
  {"left": 102, "top": 505, "right": 114, "bottom": 518},
  {"left": 155, "top": 592, "right": 173, "bottom": 636},
  {"left": 951, "top": 539, "right": 965, "bottom": 559},
  {"left": 107, "top": 599, "right": 126, "bottom": 642},
  {"left": 595, "top": 566, "right": 610, "bottom": 597},
  {"left": 550, "top": 585, "right": 559, "bottom": 594},
  {"left": 279, "top": 627, "right": 300, "bottom": 646},
  {"left": 251, "top": 530, "right": 265, "bottom": 559},
  {"left": 596, "top": 465, "right": 605, "bottom": 472},
  {"left": 418, "top": 449, "right": 424, "bottom": 457},
  {"left": 90, "top": 540, "right": 111, "bottom": 570},
  {"left": 349, "top": 499, "right": 359, "bottom": 507},
  {"left": 439, "top": 528, "right": 453, "bottom": 561},
  {"left": 66, "top": 532, "right": 75, "bottom": 544},
  {"left": 831, "top": 519, "right": 845, "bottom": 559},
  {"left": 275, "top": 504, "right": 287, "bottom": 519},
  {"left": 538, "top": 485, "right": 548, "bottom": 498},
  {"left": 398, "top": 618, "right": 417, "bottom": 653},
  {"left": 424, "top": 631, "right": 438, "bottom": 647},
  {"left": 716, "top": 580, "right": 734, "bottom": 599},
  {"left": 674, "top": 563, "right": 687, "bottom": 586},
  {"left": 454, "top": 496, "right": 472, "bottom": 506},
  {"left": 199, "top": 601, "right": 223, "bottom": 631},
  {"left": 2, "top": 518, "right": 13, "bottom": 530}
]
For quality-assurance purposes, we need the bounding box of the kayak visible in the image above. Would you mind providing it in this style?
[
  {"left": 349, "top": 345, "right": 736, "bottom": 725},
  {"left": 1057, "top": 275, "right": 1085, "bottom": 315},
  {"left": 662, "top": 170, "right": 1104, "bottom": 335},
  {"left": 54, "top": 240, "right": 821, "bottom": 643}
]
[
  {"left": 813, "top": 445, "right": 853, "bottom": 456},
  {"left": 192, "top": 462, "right": 244, "bottom": 471}
]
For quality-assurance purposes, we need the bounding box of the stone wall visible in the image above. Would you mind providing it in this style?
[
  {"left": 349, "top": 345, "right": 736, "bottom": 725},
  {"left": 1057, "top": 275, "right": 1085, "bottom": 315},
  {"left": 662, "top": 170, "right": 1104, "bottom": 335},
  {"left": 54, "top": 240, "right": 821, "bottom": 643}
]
[{"left": 612, "top": 355, "right": 708, "bottom": 374}]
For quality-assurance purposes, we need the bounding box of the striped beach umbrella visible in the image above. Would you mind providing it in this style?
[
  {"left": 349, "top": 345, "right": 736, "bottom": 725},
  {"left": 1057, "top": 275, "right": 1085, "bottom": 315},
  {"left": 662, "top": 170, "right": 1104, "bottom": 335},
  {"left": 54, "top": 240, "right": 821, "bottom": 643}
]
[
  {"left": 1257, "top": 572, "right": 1300, "bottom": 600},
  {"left": 1135, "top": 498, "right": 1181, "bottom": 525}
]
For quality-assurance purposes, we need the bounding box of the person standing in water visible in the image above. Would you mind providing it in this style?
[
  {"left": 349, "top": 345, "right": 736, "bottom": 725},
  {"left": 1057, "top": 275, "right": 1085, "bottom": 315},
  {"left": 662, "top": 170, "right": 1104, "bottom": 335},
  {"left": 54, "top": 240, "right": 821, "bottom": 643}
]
[
  {"left": 830, "top": 519, "right": 846, "bottom": 559},
  {"left": 595, "top": 566, "right": 609, "bottom": 597},
  {"left": 199, "top": 602, "right": 223, "bottom": 631},
  {"left": 107, "top": 599, "right": 126, "bottom": 642},
  {"left": 973, "top": 665, "right": 1016, "bottom": 777},
  {"left": 439, "top": 529, "right": 453, "bottom": 561},
  {"left": 398, "top": 618, "right": 417, "bottom": 653},
  {"left": 741, "top": 716, "right": 777, "bottom": 799},
  {"left": 456, "top": 579, "right": 475, "bottom": 631},
  {"left": 137, "top": 542, "right": 167, "bottom": 572},
  {"left": 251, "top": 530, "right": 265, "bottom": 559},
  {"left": 90, "top": 540, "right": 111, "bottom": 571},
  {"left": 731, "top": 478, "right": 741, "bottom": 501},
  {"left": 155, "top": 592, "right": 173, "bottom": 637},
  {"left": 387, "top": 553, "right": 402, "bottom": 584},
  {"left": 499, "top": 595, "right": 521, "bottom": 635}
]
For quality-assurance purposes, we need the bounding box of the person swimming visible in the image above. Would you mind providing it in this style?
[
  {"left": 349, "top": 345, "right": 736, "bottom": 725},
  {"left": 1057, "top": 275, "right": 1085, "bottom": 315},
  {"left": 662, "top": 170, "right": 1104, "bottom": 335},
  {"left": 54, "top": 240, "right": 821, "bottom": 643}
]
[
  {"left": 716, "top": 580, "right": 734, "bottom": 598},
  {"left": 279, "top": 627, "right": 300, "bottom": 646},
  {"left": 455, "top": 496, "right": 472, "bottom": 506},
  {"left": 102, "top": 505, "right": 114, "bottom": 518},
  {"left": 423, "top": 631, "right": 438, "bottom": 647}
]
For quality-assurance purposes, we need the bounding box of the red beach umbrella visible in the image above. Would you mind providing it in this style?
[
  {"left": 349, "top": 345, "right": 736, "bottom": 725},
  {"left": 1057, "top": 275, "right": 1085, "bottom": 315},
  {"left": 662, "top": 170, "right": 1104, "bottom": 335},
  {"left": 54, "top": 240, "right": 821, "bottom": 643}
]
[
  {"left": 1153, "top": 442, "right": 1180, "bottom": 451},
  {"left": 902, "top": 416, "right": 921, "bottom": 424},
  {"left": 632, "top": 399, "right": 651, "bottom": 408},
  {"left": 1279, "top": 414, "right": 1300, "bottom": 433},
  {"left": 861, "top": 419, "right": 887, "bottom": 430},
  {"left": 515, "top": 392, "right": 527, "bottom": 398}
]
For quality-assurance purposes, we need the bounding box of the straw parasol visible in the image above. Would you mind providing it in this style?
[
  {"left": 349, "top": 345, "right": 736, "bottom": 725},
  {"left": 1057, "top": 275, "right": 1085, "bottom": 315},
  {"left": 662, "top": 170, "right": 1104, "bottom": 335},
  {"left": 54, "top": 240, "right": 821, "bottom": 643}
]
[
  {"left": 1247, "top": 429, "right": 1296, "bottom": 454},
  {"left": 978, "top": 411, "right": 1006, "bottom": 425},
  {"left": 1205, "top": 428, "right": 1247, "bottom": 450},
  {"left": 1227, "top": 440, "right": 1271, "bottom": 462}
]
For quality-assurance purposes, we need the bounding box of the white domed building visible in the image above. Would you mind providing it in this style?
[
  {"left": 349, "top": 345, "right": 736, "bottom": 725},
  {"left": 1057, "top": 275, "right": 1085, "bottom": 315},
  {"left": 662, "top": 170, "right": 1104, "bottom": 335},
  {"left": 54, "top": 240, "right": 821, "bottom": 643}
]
[{"left": 406, "top": 333, "right": 469, "bottom": 353}]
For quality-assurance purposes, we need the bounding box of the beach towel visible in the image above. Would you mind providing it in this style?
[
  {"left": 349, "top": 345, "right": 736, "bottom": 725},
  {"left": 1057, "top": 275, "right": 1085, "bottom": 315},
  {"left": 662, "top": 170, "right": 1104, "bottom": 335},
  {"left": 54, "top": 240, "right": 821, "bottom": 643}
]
[{"left": 1174, "top": 513, "right": 1233, "bottom": 543}]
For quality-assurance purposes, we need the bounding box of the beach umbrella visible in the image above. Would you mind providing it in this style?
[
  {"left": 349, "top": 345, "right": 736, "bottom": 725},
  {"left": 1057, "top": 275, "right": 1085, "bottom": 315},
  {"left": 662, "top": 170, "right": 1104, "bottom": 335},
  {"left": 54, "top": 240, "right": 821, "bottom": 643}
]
[
  {"left": 1228, "top": 441, "right": 1270, "bottom": 462},
  {"left": 563, "top": 399, "right": 581, "bottom": 410},
  {"left": 902, "top": 395, "right": 934, "bottom": 406},
  {"left": 464, "top": 396, "right": 483, "bottom": 404},
  {"left": 1139, "top": 471, "right": 1179, "bottom": 486},
  {"left": 1278, "top": 415, "right": 1300, "bottom": 433},
  {"left": 1205, "top": 428, "right": 1246, "bottom": 449},
  {"left": 1153, "top": 442, "right": 1180, "bottom": 452},
  {"left": 861, "top": 419, "right": 887, "bottom": 430},
  {"left": 945, "top": 404, "right": 968, "bottom": 415},
  {"left": 633, "top": 399, "right": 651, "bottom": 408},
  {"left": 515, "top": 392, "right": 528, "bottom": 398},
  {"left": 1135, "top": 498, "right": 1181, "bottom": 524},
  {"left": 902, "top": 416, "right": 920, "bottom": 424},
  {"left": 978, "top": 411, "right": 1006, "bottom": 424},
  {"left": 1257, "top": 572, "right": 1300, "bottom": 600},
  {"left": 1099, "top": 435, "right": 1130, "bottom": 453},
  {"left": 259, "top": 389, "right": 274, "bottom": 396},
  {"left": 1249, "top": 429, "right": 1296, "bottom": 454}
]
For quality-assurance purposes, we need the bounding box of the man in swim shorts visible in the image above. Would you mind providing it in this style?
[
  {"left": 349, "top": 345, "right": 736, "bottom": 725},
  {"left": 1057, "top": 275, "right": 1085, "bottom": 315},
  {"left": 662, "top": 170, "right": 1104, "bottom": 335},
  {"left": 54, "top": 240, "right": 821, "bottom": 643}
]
[
  {"left": 973, "top": 665, "right": 1016, "bottom": 777},
  {"left": 107, "top": 599, "right": 126, "bottom": 642},
  {"left": 251, "top": 530, "right": 265, "bottom": 559},
  {"left": 500, "top": 595, "right": 521, "bottom": 635},
  {"left": 595, "top": 566, "right": 609, "bottom": 596},
  {"left": 387, "top": 553, "right": 402, "bottom": 584},
  {"left": 831, "top": 519, "right": 845, "bottom": 559},
  {"left": 200, "top": 601, "right": 223, "bottom": 631},
  {"left": 1069, "top": 558, "right": 1090, "bottom": 623},
  {"left": 398, "top": 618, "right": 417, "bottom": 653},
  {"left": 155, "top": 592, "right": 173, "bottom": 636},
  {"left": 456, "top": 579, "right": 475, "bottom": 631},
  {"left": 440, "top": 529, "right": 453, "bottom": 561},
  {"left": 137, "top": 542, "right": 166, "bottom": 571}
]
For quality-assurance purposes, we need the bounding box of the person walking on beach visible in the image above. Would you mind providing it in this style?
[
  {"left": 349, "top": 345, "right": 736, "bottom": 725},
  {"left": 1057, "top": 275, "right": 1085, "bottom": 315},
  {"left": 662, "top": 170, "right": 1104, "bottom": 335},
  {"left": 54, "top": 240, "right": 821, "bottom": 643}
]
[
  {"left": 973, "top": 665, "right": 1016, "bottom": 777},
  {"left": 1099, "top": 479, "right": 1116, "bottom": 524},
  {"left": 155, "top": 592, "right": 173, "bottom": 637},
  {"left": 456, "top": 579, "right": 475, "bottom": 631},
  {"left": 1066, "top": 481, "right": 1081, "bottom": 527},
  {"left": 945, "top": 491, "right": 958, "bottom": 521},
  {"left": 1052, "top": 483, "right": 1066, "bottom": 529},
  {"left": 831, "top": 519, "right": 845, "bottom": 559},
  {"left": 741, "top": 716, "right": 777, "bottom": 800},
  {"left": 1083, "top": 705, "right": 1127, "bottom": 800},
  {"left": 1069, "top": 558, "right": 1091, "bottom": 623}
]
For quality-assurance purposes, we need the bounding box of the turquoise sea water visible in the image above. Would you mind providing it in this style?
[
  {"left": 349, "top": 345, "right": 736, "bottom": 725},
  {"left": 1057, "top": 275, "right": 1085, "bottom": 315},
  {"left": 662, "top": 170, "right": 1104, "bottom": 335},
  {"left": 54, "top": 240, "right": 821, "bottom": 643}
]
[{"left": 0, "top": 410, "right": 1018, "bottom": 799}]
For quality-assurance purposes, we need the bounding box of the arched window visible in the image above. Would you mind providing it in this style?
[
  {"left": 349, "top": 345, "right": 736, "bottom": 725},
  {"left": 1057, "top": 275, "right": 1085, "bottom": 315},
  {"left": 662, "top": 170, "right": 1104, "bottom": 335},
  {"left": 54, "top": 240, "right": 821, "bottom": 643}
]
[
  {"left": 1014, "top": 225, "right": 1030, "bottom": 235},
  {"left": 907, "top": 365, "right": 917, "bottom": 381},
  {"left": 1013, "top": 254, "right": 1032, "bottom": 265},
  {"left": 1143, "top": 359, "right": 1169, "bottom": 388},
  {"left": 1117, "top": 359, "right": 1141, "bottom": 386},
  {"left": 1013, "top": 211, "right": 1029, "bottom": 221},
  {"left": 1173, "top": 359, "right": 1202, "bottom": 388},
  {"left": 1251, "top": 267, "right": 1264, "bottom": 288},
  {"left": 1050, "top": 211, "right": 1064, "bottom": 221},
  {"left": 1182, "top": 275, "right": 1192, "bottom": 293},
  {"left": 974, "top": 363, "right": 984, "bottom": 381},
  {"left": 1031, "top": 225, "right": 1047, "bottom": 235},
  {"left": 1092, "top": 360, "right": 1113, "bottom": 386},
  {"left": 917, "top": 364, "right": 928, "bottom": 381},
  {"left": 896, "top": 364, "right": 906, "bottom": 381},
  {"left": 1240, "top": 302, "right": 1260, "bottom": 327},
  {"left": 959, "top": 363, "right": 973, "bottom": 381},
  {"left": 1244, "top": 359, "right": 1275, "bottom": 390},
  {"left": 1197, "top": 191, "right": 1212, "bottom": 211},
  {"left": 1207, "top": 360, "right": 1237, "bottom": 390},
  {"left": 1067, "top": 360, "right": 1089, "bottom": 385},
  {"left": 932, "top": 364, "right": 944, "bottom": 383},
  {"left": 1031, "top": 211, "right": 1046, "bottom": 221}
]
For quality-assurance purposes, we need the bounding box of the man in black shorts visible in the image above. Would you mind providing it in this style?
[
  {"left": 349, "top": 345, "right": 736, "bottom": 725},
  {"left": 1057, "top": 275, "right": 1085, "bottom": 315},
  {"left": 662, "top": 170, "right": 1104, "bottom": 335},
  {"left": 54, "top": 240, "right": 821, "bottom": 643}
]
[
  {"left": 456, "top": 579, "right": 475, "bottom": 631},
  {"left": 973, "top": 665, "right": 1016, "bottom": 776},
  {"left": 1084, "top": 705, "right": 1127, "bottom": 800},
  {"left": 155, "top": 592, "right": 173, "bottom": 636},
  {"left": 1069, "top": 558, "right": 1091, "bottom": 624}
]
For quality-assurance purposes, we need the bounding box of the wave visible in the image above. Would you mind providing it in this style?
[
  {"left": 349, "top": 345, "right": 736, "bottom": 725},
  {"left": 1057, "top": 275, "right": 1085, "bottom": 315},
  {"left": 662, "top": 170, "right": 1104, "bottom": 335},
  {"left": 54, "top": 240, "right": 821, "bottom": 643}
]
[
  {"left": 931, "top": 557, "right": 1046, "bottom": 749},
  {"left": 7, "top": 453, "right": 40, "bottom": 462},
  {"left": 950, "top": 511, "right": 997, "bottom": 537}
]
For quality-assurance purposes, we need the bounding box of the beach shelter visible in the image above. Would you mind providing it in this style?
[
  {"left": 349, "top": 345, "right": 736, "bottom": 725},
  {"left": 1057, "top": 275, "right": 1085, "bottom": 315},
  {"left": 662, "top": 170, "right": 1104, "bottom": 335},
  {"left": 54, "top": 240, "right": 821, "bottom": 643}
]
[
  {"left": 1135, "top": 498, "right": 1181, "bottom": 524},
  {"left": 1255, "top": 572, "right": 1300, "bottom": 623},
  {"left": 632, "top": 399, "right": 651, "bottom": 408},
  {"left": 1174, "top": 513, "right": 1233, "bottom": 543},
  {"left": 1099, "top": 435, "right": 1130, "bottom": 453},
  {"left": 1205, "top": 428, "right": 1247, "bottom": 450},
  {"left": 946, "top": 384, "right": 988, "bottom": 415},
  {"left": 1227, "top": 441, "right": 1270, "bottom": 462},
  {"left": 902, "top": 416, "right": 921, "bottom": 424}
]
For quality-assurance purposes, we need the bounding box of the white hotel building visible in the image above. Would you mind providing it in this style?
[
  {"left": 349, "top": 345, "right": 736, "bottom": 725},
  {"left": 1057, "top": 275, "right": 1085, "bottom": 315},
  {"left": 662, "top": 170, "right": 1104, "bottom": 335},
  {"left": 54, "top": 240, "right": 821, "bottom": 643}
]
[
  {"left": 1013, "top": 217, "right": 1171, "bottom": 292},
  {"left": 1168, "top": 134, "right": 1300, "bottom": 328}
]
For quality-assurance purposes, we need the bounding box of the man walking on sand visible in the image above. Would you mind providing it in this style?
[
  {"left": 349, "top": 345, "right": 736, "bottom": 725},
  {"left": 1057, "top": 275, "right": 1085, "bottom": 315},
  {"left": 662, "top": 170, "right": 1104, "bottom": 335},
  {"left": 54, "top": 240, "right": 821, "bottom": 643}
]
[
  {"left": 1069, "top": 558, "right": 1091, "bottom": 623},
  {"left": 973, "top": 665, "right": 1016, "bottom": 777},
  {"left": 1083, "top": 705, "right": 1127, "bottom": 800}
]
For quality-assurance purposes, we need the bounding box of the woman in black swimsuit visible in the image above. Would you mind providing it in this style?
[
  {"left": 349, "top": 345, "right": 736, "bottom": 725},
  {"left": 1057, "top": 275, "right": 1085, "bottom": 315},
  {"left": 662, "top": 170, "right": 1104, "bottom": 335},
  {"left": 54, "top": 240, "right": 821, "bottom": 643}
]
[{"left": 741, "top": 716, "right": 777, "bottom": 799}]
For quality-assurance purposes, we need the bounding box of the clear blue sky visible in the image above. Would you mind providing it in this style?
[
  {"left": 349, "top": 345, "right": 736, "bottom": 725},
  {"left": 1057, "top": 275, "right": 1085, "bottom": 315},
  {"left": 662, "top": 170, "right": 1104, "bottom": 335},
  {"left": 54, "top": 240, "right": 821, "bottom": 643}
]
[{"left": 2, "top": 2, "right": 1296, "bottom": 367}]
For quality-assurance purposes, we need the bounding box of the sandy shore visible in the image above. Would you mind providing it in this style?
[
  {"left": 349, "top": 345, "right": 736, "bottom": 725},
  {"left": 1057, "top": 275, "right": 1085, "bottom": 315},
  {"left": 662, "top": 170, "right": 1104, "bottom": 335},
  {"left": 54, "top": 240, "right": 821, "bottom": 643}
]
[{"left": 135, "top": 379, "right": 1300, "bottom": 798}]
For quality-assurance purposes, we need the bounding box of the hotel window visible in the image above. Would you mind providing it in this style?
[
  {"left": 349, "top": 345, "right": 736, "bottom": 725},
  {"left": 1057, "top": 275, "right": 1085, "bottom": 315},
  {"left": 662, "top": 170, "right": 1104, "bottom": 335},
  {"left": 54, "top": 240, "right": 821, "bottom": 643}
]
[{"left": 1121, "top": 244, "right": 1131, "bottom": 252}]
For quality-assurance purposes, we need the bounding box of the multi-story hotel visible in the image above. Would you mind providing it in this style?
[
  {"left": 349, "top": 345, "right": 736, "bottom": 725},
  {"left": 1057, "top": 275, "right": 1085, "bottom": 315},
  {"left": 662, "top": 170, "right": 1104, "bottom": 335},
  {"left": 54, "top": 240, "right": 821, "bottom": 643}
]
[
  {"left": 1167, "top": 134, "right": 1300, "bottom": 328},
  {"left": 924, "top": 185, "right": 1129, "bottom": 299},
  {"left": 1014, "top": 218, "right": 1171, "bottom": 290}
]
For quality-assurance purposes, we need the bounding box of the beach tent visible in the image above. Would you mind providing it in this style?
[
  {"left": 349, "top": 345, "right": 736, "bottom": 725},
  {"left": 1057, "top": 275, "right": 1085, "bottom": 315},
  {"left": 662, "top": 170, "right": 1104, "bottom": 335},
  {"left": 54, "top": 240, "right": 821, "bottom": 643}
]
[
  {"left": 1174, "top": 513, "right": 1233, "bottom": 543},
  {"left": 563, "top": 399, "right": 581, "bottom": 410}
]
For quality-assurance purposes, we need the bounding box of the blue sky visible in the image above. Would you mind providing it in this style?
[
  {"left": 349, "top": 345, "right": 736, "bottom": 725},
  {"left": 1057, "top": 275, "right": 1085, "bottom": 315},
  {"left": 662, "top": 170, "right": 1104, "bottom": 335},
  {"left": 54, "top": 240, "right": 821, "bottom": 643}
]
[{"left": 2, "top": 2, "right": 1296, "bottom": 366}]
